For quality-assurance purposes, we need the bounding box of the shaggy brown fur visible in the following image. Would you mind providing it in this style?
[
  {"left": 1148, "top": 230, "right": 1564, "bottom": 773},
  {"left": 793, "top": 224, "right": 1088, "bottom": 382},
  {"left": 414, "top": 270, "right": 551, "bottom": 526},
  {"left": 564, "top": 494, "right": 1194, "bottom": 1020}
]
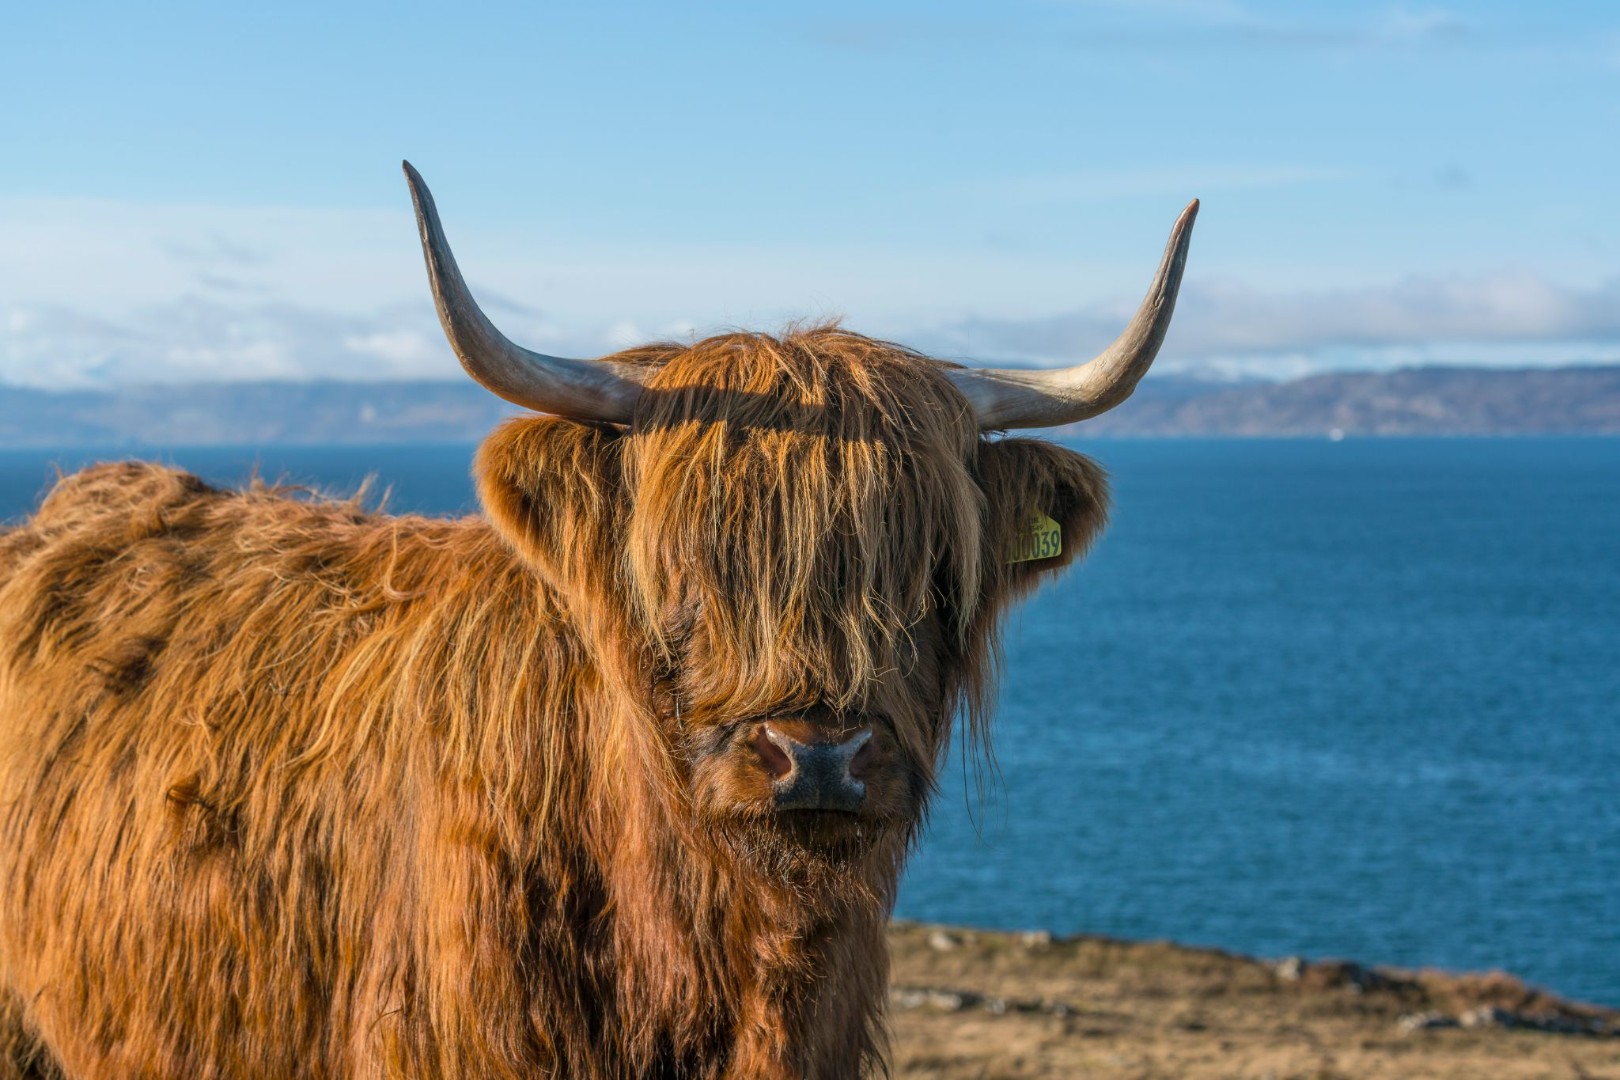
[{"left": 0, "top": 326, "right": 1109, "bottom": 1079}]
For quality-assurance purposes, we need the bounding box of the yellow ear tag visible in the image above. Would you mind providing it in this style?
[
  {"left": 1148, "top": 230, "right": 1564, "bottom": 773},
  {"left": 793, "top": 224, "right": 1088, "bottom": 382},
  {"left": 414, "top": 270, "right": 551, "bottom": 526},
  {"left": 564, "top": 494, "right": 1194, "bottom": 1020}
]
[{"left": 1008, "top": 511, "right": 1063, "bottom": 564}]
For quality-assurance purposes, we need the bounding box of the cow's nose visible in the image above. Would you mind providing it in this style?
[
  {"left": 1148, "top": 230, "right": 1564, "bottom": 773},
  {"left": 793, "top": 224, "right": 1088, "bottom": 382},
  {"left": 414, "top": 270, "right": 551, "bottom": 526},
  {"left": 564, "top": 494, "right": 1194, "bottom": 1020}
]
[{"left": 757, "top": 724, "right": 871, "bottom": 813}]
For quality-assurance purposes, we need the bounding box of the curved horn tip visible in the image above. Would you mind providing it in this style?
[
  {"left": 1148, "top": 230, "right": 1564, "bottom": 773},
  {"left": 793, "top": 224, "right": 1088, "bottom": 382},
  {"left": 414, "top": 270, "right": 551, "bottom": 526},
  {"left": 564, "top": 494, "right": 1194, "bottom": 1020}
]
[
  {"left": 948, "top": 196, "right": 1201, "bottom": 431},
  {"left": 1172, "top": 198, "right": 1200, "bottom": 241},
  {"left": 402, "top": 161, "right": 430, "bottom": 202},
  {"left": 397, "top": 159, "right": 649, "bottom": 423}
]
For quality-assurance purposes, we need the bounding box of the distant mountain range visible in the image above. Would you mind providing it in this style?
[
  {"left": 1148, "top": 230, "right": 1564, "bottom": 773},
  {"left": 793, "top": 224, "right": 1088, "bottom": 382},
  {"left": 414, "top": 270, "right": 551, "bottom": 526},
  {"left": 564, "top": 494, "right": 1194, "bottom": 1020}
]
[
  {"left": 1077, "top": 366, "right": 1620, "bottom": 437},
  {"left": 1, "top": 366, "right": 1616, "bottom": 446}
]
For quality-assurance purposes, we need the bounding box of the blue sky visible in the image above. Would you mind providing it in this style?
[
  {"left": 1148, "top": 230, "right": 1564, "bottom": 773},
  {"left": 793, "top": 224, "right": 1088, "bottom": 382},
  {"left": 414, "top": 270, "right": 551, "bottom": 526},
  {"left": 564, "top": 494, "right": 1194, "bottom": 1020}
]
[{"left": 3, "top": 0, "right": 1618, "bottom": 386}]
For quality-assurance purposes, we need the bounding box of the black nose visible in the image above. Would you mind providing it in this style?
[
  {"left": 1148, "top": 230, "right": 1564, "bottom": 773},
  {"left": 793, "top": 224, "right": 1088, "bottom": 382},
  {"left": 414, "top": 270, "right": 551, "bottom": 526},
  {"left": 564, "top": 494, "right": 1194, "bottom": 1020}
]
[{"left": 761, "top": 725, "right": 870, "bottom": 813}]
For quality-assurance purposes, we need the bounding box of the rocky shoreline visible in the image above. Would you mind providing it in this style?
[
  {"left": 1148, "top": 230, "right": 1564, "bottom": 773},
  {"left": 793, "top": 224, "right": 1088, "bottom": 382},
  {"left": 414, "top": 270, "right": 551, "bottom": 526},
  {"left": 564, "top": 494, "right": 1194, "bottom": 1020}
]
[{"left": 886, "top": 922, "right": 1618, "bottom": 1078}]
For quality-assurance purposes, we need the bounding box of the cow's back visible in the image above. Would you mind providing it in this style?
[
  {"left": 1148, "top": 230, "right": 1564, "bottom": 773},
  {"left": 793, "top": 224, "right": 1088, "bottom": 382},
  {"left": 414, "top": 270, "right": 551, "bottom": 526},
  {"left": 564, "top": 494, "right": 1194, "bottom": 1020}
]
[{"left": 0, "top": 462, "right": 576, "bottom": 1078}]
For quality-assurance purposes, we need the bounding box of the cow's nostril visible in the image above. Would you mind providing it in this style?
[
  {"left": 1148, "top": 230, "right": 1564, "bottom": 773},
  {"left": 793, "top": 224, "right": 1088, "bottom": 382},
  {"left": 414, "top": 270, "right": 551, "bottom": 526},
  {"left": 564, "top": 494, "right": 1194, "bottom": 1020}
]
[
  {"left": 761, "top": 724, "right": 871, "bottom": 812},
  {"left": 752, "top": 725, "right": 795, "bottom": 780}
]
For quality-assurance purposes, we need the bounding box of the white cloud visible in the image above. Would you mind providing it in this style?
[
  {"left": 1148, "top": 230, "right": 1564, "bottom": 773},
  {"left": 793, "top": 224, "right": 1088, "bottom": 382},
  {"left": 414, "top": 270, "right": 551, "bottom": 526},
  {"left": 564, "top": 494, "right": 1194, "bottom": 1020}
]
[
  {"left": 0, "top": 195, "right": 416, "bottom": 313},
  {"left": 8, "top": 268, "right": 1620, "bottom": 391},
  {"left": 5, "top": 190, "right": 1618, "bottom": 390},
  {"left": 339, "top": 329, "right": 445, "bottom": 368},
  {"left": 0, "top": 297, "right": 714, "bottom": 390},
  {"left": 2, "top": 191, "right": 1086, "bottom": 330},
  {"left": 0, "top": 299, "right": 431, "bottom": 388},
  {"left": 919, "top": 271, "right": 1620, "bottom": 377},
  {"left": 1379, "top": 7, "right": 1469, "bottom": 43}
]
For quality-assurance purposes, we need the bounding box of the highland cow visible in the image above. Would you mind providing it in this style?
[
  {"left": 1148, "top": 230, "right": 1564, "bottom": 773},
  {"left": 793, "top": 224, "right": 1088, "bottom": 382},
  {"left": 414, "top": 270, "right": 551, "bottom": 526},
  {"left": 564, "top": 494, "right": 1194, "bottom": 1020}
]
[{"left": 0, "top": 163, "right": 1196, "bottom": 1079}]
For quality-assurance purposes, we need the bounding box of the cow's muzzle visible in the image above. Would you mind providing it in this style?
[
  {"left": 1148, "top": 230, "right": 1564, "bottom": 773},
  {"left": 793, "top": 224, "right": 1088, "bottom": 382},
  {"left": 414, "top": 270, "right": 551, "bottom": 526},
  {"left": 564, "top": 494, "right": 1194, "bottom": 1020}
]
[{"left": 754, "top": 723, "right": 873, "bottom": 813}]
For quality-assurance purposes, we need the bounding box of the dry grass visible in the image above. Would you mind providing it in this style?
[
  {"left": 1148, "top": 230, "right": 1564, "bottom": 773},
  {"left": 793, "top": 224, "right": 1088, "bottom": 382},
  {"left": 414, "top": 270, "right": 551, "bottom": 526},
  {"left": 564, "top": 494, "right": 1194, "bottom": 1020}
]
[{"left": 887, "top": 922, "right": 1620, "bottom": 1079}]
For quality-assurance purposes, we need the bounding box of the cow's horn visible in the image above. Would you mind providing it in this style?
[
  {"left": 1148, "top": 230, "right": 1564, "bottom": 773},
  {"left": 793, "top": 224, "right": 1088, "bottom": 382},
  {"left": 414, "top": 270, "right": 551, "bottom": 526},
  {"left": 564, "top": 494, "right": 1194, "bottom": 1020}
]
[
  {"left": 946, "top": 199, "right": 1198, "bottom": 431},
  {"left": 403, "top": 162, "right": 650, "bottom": 422}
]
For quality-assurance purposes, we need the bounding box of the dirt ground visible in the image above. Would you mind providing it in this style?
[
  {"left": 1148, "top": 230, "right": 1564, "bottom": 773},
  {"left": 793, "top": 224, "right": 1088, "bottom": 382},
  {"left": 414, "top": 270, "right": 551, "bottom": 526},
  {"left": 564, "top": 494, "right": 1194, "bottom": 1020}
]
[{"left": 886, "top": 922, "right": 1620, "bottom": 1079}]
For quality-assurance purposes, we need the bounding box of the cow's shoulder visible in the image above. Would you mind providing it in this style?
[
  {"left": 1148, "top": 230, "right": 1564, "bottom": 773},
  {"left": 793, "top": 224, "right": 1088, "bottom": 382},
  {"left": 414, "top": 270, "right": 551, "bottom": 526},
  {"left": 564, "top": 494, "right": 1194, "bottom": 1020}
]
[
  {"left": 32, "top": 461, "right": 219, "bottom": 532},
  {"left": 1, "top": 462, "right": 212, "bottom": 579}
]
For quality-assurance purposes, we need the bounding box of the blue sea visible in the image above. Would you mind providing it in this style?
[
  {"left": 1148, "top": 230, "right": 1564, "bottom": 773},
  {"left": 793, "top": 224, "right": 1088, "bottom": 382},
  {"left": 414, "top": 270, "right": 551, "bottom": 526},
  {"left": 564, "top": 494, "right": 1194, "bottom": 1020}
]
[{"left": 2, "top": 438, "right": 1616, "bottom": 1006}]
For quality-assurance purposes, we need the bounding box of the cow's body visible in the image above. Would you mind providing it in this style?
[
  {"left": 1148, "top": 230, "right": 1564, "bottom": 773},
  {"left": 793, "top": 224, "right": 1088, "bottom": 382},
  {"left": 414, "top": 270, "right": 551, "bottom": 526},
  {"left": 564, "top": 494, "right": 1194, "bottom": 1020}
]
[
  {"left": 0, "top": 169, "right": 1194, "bottom": 1078},
  {"left": 0, "top": 348, "right": 1105, "bottom": 1078},
  {"left": 1, "top": 462, "right": 635, "bottom": 1077}
]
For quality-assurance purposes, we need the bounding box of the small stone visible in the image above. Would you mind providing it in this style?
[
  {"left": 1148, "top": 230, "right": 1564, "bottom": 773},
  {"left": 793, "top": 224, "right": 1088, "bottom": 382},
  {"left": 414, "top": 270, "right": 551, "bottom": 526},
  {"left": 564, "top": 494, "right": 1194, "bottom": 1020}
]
[
  {"left": 890, "top": 987, "right": 927, "bottom": 1011},
  {"left": 888, "top": 985, "right": 981, "bottom": 1012},
  {"left": 924, "top": 990, "right": 972, "bottom": 1011},
  {"left": 1460, "top": 1006, "right": 1516, "bottom": 1030},
  {"left": 1019, "top": 930, "right": 1054, "bottom": 950},
  {"left": 1273, "top": 956, "right": 1307, "bottom": 982},
  {"left": 1398, "top": 1011, "right": 1459, "bottom": 1032},
  {"left": 927, "top": 930, "right": 963, "bottom": 952}
]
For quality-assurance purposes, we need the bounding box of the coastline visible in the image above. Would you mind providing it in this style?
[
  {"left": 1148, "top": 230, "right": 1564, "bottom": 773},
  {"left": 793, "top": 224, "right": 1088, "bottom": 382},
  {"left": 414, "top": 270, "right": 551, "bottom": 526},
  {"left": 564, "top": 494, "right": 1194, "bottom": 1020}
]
[{"left": 887, "top": 922, "right": 1619, "bottom": 1078}]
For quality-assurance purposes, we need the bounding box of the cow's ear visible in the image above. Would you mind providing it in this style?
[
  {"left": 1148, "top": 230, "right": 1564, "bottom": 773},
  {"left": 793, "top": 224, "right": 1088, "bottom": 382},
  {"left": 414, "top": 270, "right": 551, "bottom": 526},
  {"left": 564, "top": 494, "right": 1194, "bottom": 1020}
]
[
  {"left": 975, "top": 437, "right": 1110, "bottom": 605},
  {"left": 475, "top": 416, "right": 626, "bottom": 598}
]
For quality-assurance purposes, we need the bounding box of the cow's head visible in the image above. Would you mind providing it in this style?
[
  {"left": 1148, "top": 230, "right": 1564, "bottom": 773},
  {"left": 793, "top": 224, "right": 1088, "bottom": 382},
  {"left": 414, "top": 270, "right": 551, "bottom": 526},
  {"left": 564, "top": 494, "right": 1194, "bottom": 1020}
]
[{"left": 403, "top": 164, "right": 1194, "bottom": 885}]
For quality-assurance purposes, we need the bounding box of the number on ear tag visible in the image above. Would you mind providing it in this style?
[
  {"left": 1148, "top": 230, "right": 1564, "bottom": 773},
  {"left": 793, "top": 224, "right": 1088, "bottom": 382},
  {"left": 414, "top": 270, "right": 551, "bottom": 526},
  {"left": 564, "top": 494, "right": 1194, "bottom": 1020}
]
[{"left": 1008, "top": 511, "right": 1062, "bottom": 564}]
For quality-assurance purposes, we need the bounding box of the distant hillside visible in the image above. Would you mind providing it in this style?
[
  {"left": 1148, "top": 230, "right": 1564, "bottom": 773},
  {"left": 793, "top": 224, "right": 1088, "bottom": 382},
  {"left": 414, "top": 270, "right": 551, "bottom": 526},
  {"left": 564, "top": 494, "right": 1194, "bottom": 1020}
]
[
  {"left": 0, "top": 380, "right": 521, "bottom": 447},
  {"left": 1, "top": 366, "right": 1616, "bottom": 446},
  {"left": 1081, "top": 365, "right": 1620, "bottom": 436}
]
